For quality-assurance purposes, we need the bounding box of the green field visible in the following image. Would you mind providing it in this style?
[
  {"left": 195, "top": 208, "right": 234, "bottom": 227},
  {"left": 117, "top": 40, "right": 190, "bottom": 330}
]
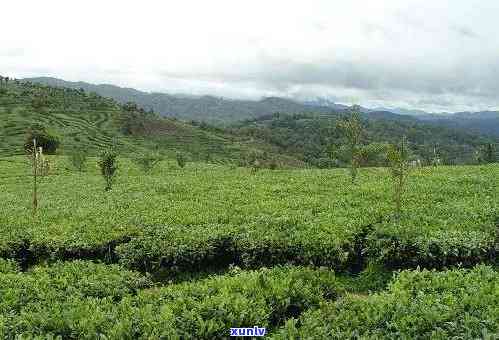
[
  {"left": 0, "top": 154, "right": 497, "bottom": 337},
  {"left": 1, "top": 157, "right": 496, "bottom": 270},
  {"left": 1, "top": 80, "right": 498, "bottom": 338}
]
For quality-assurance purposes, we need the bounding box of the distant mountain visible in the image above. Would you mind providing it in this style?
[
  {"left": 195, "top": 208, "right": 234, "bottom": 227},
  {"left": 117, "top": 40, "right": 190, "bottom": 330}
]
[
  {"left": 25, "top": 77, "right": 499, "bottom": 137},
  {"left": 302, "top": 98, "right": 350, "bottom": 111},
  {"left": 363, "top": 106, "right": 499, "bottom": 137},
  {"left": 415, "top": 111, "right": 499, "bottom": 137},
  {"left": 24, "top": 77, "right": 340, "bottom": 125},
  {"left": 373, "top": 107, "right": 435, "bottom": 116}
]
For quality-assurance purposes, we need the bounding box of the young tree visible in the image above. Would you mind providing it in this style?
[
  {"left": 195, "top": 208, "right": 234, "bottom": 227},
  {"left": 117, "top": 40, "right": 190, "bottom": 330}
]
[
  {"left": 31, "top": 139, "right": 39, "bottom": 216},
  {"left": 176, "top": 151, "right": 186, "bottom": 168},
  {"left": 98, "top": 149, "right": 118, "bottom": 191},
  {"left": 337, "top": 105, "right": 363, "bottom": 183},
  {"left": 387, "top": 137, "right": 410, "bottom": 218},
  {"left": 483, "top": 143, "right": 496, "bottom": 163}
]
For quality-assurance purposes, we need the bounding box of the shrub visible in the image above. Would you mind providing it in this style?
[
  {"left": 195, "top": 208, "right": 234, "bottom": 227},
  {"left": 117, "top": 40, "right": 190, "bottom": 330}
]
[
  {"left": 70, "top": 148, "right": 88, "bottom": 172},
  {"left": 24, "top": 124, "right": 60, "bottom": 155},
  {"left": 0, "top": 264, "right": 340, "bottom": 339},
  {"left": 98, "top": 149, "right": 118, "bottom": 191},
  {"left": 273, "top": 266, "right": 499, "bottom": 339},
  {"left": 133, "top": 152, "right": 163, "bottom": 174}
]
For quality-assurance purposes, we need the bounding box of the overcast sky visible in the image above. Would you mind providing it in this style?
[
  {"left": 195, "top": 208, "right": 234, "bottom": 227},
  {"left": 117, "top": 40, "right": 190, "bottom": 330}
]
[{"left": 2, "top": 0, "right": 499, "bottom": 112}]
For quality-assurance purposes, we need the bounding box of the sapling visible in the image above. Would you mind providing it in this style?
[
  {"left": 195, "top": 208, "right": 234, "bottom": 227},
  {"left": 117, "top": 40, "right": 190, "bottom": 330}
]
[
  {"left": 338, "top": 105, "right": 363, "bottom": 183},
  {"left": 387, "top": 136, "right": 410, "bottom": 218},
  {"left": 98, "top": 149, "right": 118, "bottom": 191},
  {"left": 31, "top": 139, "right": 38, "bottom": 215},
  {"left": 176, "top": 151, "right": 186, "bottom": 169}
]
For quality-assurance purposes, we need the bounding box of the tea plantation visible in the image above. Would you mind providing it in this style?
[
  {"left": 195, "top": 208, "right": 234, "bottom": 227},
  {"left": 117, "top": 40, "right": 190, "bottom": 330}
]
[{"left": 0, "top": 155, "right": 497, "bottom": 338}]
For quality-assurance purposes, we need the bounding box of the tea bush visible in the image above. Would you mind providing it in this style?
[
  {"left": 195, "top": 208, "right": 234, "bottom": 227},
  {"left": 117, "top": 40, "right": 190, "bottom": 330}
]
[
  {"left": 0, "top": 264, "right": 341, "bottom": 339},
  {"left": 273, "top": 265, "right": 499, "bottom": 339}
]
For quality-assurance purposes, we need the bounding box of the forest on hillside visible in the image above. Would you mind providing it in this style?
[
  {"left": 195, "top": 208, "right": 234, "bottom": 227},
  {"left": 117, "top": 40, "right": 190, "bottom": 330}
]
[{"left": 227, "top": 112, "right": 498, "bottom": 167}]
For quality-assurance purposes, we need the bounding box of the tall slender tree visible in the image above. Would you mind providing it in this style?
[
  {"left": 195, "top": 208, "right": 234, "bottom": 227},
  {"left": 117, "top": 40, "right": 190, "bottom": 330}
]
[
  {"left": 387, "top": 136, "right": 410, "bottom": 218},
  {"left": 338, "top": 105, "right": 363, "bottom": 183}
]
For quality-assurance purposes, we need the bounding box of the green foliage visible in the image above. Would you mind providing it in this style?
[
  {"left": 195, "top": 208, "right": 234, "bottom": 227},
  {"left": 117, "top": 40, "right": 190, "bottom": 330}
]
[
  {"left": 0, "top": 259, "right": 20, "bottom": 274},
  {"left": 244, "top": 149, "right": 263, "bottom": 171},
  {"left": 273, "top": 266, "right": 499, "bottom": 339},
  {"left": 0, "top": 261, "right": 152, "bottom": 338},
  {"left": 23, "top": 124, "right": 61, "bottom": 155},
  {"left": 337, "top": 106, "right": 363, "bottom": 183},
  {"left": 30, "top": 93, "right": 50, "bottom": 110},
  {"left": 98, "top": 149, "right": 118, "bottom": 191},
  {"left": 133, "top": 151, "right": 163, "bottom": 173},
  {"left": 176, "top": 151, "right": 186, "bottom": 168},
  {"left": 0, "top": 150, "right": 497, "bottom": 337},
  {"left": 0, "top": 156, "right": 496, "bottom": 272},
  {"left": 0, "top": 79, "right": 298, "bottom": 166},
  {"left": 70, "top": 148, "right": 88, "bottom": 172},
  {"left": 232, "top": 112, "right": 497, "bottom": 167},
  {"left": 357, "top": 142, "right": 390, "bottom": 167},
  {"left": 482, "top": 143, "right": 497, "bottom": 163},
  {"left": 0, "top": 263, "right": 340, "bottom": 339},
  {"left": 387, "top": 137, "right": 410, "bottom": 216}
]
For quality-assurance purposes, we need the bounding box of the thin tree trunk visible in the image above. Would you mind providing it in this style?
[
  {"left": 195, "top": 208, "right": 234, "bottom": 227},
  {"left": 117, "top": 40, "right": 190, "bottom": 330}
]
[{"left": 33, "top": 139, "right": 38, "bottom": 216}]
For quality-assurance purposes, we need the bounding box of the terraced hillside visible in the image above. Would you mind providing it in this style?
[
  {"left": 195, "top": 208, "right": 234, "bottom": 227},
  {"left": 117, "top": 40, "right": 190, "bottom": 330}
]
[{"left": 0, "top": 79, "right": 301, "bottom": 166}]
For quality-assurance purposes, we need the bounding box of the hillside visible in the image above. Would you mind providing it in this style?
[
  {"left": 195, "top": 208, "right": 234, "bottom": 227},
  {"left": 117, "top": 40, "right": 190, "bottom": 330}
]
[
  {"left": 0, "top": 77, "right": 302, "bottom": 166},
  {"left": 26, "top": 77, "right": 499, "bottom": 138},
  {"left": 24, "top": 77, "right": 342, "bottom": 124},
  {"left": 229, "top": 112, "right": 497, "bottom": 166},
  {"left": 416, "top": 111, "right": 499, "bottom": 137},
  {"left": 371, "top": 106, "right": 499, "bottom": 137}
]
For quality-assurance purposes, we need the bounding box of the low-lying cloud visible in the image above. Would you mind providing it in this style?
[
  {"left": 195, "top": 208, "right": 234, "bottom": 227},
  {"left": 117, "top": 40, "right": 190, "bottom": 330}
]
[{"left": 2, "top": 0, "right": 499, "bottom": 112}]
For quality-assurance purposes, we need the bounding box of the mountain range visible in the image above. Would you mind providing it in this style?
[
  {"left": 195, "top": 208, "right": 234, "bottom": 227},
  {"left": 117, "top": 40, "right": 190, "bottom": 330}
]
[{"left": 24, "top": 77, "right": 499, "bottom": 137}]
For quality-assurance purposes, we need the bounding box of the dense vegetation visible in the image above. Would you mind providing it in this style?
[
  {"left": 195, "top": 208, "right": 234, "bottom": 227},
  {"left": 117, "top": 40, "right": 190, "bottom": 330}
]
[
  {"left": 1, "top": 77, "right": 498, "bottom": 338},
  {"left": 23, "top": 77, "right": 344, "bottom": 124},
  {"left": 0, "top": 155, "right": 497, "bottom": 337},
  {"left": 0, "top": 77, "right": 300, "bottom": 167},
  {"left": 229, "top": 112, "right": 498, "bottom": 166},
  {"left": 0, "top": 263, "right": 343, "bottom": 338},
  {"left": 274, "top": 265, "right": 498, "bottom": 339},
  {"left": 0, "top": 156, "right": 496, "bottom": 271}
]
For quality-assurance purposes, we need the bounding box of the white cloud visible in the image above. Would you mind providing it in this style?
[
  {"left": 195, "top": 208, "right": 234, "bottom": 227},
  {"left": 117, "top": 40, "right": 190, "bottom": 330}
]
[{"left": 1, "top": 0, "right": 499, "bottom": 112}]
